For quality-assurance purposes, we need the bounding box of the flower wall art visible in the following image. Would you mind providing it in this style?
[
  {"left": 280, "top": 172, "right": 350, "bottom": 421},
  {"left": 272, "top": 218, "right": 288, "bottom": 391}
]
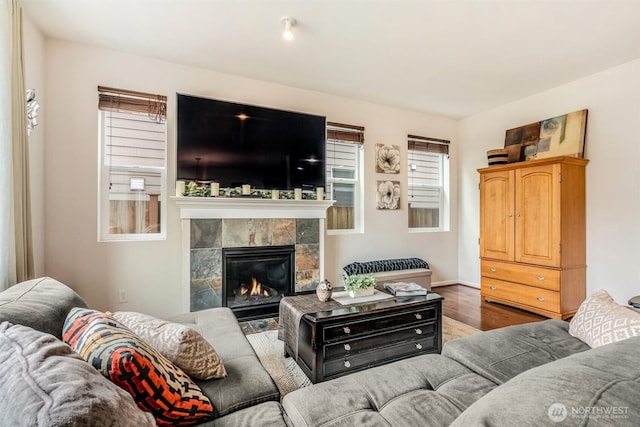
[
  {"left": 376, "top": 180, "right": 401, "bottom": 210},
  {"left": 375, "top": 144, "right": 400, "bottom": 174}
]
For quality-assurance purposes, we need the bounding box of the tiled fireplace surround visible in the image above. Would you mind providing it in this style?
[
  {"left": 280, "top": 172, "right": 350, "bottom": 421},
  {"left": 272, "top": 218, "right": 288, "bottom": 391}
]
[{"left": 175, "top": 197, "right": 333, "bottom": 314}]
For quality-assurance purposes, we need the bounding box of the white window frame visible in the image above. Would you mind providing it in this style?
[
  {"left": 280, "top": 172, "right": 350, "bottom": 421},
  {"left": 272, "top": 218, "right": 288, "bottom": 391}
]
[
  {"left": 326, "top": 139, "right": 364, "bottom": 235},
  {"left": 407, "top": 139, "right": 450, "bottom": 233},
  {"left": 98, "top": 110, "right": 167, "bottom": 242}
]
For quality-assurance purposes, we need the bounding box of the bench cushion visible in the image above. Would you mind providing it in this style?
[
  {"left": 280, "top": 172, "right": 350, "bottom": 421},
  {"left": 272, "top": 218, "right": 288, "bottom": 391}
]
[{"left": 343, "top": 258, "right": 429, "bottom": 276}]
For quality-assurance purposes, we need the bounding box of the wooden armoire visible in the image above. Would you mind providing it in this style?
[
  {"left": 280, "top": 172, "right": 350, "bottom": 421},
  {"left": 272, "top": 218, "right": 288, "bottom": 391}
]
[{"left": 478, "top": 156, "right": 588, "bottom": 319}]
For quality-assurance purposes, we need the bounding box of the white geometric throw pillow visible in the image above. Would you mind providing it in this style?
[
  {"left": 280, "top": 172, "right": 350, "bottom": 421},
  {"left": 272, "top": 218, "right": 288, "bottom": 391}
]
[
  {"left": 569, "top": 289, "right": 640, "bottom": 348},
  {"left": 111, "top": 311, "right": 227, "bottom": 380}
]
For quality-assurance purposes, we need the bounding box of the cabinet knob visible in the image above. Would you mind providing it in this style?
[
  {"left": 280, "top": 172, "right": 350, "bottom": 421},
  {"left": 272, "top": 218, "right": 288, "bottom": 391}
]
[
  {"left": 508, "top": 214, "right": 513, "bottom": 218},
  {"left": 490, "top": 285, "right": 497, "bottom": 290},
  {"left": 343, "top": 327, "right": 351, "bottom": 334},
  {"left": 415, "top": 313, "right": 422, "bottom": 320},
  {"left": 415, "top": 328, "right": 422, "bottom": 335},
  {"left": 490, "top": 267, "right": 496, "bottom": 272},
  {"left": 344, "top": 343, "right": 351, "bottom": 351},
  {"left": 536, "top": 275, "right": 545, "bottom": 281},
  {"left": 537, "top": 296, "right": 545, "bottom": 301},
  {"left": 516, "top": 213, "right": 521, "bottom": 218},
  {"left": 415, "top": 343, "right": 423, "bottom": 350},
  {"left": 344, "top": 360, "right": 351, "bottom": 368}
]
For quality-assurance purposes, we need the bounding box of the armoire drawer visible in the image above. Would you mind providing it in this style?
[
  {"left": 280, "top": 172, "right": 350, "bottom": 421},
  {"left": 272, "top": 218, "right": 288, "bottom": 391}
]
[
  {"left": 481, "top": 278, "right": 560, "bottom": 312},
  {"left": 481, "top": 260, "right": 560, "bottom": 291}
]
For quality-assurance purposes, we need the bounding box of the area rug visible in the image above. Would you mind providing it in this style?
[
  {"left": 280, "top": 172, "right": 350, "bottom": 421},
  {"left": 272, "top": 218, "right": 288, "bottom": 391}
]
[{"left": 246, "top": 316, "right": 480, "bottom": 398}]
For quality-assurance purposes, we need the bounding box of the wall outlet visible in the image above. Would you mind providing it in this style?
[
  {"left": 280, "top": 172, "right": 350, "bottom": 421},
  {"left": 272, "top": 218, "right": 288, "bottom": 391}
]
[{"left": 118, "top": 290, "right": 128, "bottom": 303}]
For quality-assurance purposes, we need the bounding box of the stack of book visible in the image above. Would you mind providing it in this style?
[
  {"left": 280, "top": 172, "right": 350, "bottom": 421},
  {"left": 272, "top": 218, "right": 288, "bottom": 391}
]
[{"left": 383, "top": 282, "right": 428, "bottom": 296}]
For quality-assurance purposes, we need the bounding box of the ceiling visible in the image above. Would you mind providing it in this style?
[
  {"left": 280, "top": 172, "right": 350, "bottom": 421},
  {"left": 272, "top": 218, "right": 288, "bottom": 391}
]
[{"left": 19, "top": 0, "right": 640, "bottom": 118}]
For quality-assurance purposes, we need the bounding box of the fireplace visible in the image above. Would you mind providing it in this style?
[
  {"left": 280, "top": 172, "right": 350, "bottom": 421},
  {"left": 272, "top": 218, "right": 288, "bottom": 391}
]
[{"left": 222, "top": 245, "right": 295, "bottom": 320}]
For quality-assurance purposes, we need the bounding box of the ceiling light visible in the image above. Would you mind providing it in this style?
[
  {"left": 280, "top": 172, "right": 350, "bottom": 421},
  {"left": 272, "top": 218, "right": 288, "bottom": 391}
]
[{"left": 281, "top": 17, "right": 296, "bottom": 41}]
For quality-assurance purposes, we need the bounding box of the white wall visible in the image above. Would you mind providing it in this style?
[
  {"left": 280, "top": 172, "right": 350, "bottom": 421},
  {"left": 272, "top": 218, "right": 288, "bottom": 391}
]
[
  {"left": 22, "top": 14, "right": 45, "bottom": 276},
  {"left": 40, "top": 39, "right": 457, "bottom": 316},
  {"left": 458, "top": 59, "right": 640, "bottom": 305}
]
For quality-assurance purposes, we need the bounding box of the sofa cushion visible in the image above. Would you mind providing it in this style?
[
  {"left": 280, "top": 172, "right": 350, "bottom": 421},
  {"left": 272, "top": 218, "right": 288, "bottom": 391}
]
[
  {"left": 442, "top": 319, "right": 590, "bottom": 385},
  {"left": 196, "top": 402, "right": 289, "bottom": 427},
  {"left": 569, "top": 289, "right": 640, "bottom": 348},
  {"left": 282, "top": 354, "right": 497, "bottom": 427},
  {"left": 111, "top": 311, "right": 227, "bottom": 380},
  {"left": 170, "top": 307, "right": 280, "bottom": 417},
  {"left": 0, "top": 277, "right": 87, "bottom": 338},
  {"left": 63, "top": 308, "right": 215, "bottom": 426},
  {"left": 451, "top": 336, "right": 640, "bottom": 426},
  {"left": 0, "top": 321, "right": 155, "bottom": 427}
]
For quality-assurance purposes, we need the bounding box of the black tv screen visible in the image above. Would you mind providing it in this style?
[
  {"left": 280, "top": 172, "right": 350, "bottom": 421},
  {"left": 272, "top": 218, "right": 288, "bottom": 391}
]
[{"left": 177, "top": 94, "right": 326, "bottom": 190}]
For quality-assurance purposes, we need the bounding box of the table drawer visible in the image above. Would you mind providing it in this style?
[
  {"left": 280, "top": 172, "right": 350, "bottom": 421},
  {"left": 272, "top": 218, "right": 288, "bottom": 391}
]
[
  {"left": 323, "top": 335, "right": 436, "bottom": 378},
  {"left": 324, "top": 321, "right": 436, "bottom": 359},
  {"left": 482, "top": 260, "right": 560, "bottom": 291},
  {"left": 482, "top": 278, "right": 560, "bottom": 312},
  {"left": 322, "top": 306, "right": 437, "bottom": 342}
]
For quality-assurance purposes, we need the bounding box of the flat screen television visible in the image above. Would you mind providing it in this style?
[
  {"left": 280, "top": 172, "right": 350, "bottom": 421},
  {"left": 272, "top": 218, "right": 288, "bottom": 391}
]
[{"left": 176, "top": 94, "right": 326, "bottom": 191}]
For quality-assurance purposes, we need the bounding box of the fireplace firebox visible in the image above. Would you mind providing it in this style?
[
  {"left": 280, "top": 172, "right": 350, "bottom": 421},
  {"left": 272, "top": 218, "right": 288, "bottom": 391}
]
[{"left": 222, "top": 245, "right": 295, "bottom": 320}]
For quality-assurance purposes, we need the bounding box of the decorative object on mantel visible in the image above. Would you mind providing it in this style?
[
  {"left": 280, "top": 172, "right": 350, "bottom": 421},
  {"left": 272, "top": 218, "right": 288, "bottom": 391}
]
[
  {"left": 504, "top": 109, "right": 588, "bottom": 162},
  {"left": 486, "top": 148, "right": 509, "bottom": 167},
  {"left": 315, "top": 280, "right": 333, "bottom": 302},
  {"left": 342, "top": 274, "right": 376, "bottom": 298},
  {"left": 174, "top": 181, "right": 324, "bottom": 200},
  {"left": 375, "top": 143, "right": 401, "bottom": 174},
  {"left": 376, "top": 180, "right": 401, "bottom": 210}
]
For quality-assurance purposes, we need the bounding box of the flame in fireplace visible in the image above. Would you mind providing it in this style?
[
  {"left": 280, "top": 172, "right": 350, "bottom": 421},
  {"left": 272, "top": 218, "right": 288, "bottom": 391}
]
[{"left": 237, "top": 277, "right": 273, "bottom": 298}]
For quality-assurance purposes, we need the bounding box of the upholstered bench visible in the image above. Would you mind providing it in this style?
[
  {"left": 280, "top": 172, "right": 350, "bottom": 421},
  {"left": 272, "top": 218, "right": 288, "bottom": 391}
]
[{"left": 342, "top": 257, "right": 432, "bottom": 290}]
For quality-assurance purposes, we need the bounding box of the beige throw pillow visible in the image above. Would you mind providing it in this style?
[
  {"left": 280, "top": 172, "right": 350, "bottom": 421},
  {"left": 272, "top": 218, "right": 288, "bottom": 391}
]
[
  {"left": 569, "top": 289, "right": 640, "bottom": 348},
  {"left": 111, "top": 311, "right": 227, "bottom": 380}
]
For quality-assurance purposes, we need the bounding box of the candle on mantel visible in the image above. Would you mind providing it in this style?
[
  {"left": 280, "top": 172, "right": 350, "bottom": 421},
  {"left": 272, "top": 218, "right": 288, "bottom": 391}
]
[
  {"left": 294, "top": 188, "right": 302, "bottom": 200},
  {"left": 242, "top": 184, "right": 251, "bottom": 195},
  {"left": 175, "top": 181, "right": 185, "bottom": 197},
  {"left": 211, "top": 182, "right": 219, "bottom": 197},
  {"left": 316, "top": 187, "right": 324, "bottom": 200},
  {"left": 272, "top": 189, "right": 280, "bottom": 200}
]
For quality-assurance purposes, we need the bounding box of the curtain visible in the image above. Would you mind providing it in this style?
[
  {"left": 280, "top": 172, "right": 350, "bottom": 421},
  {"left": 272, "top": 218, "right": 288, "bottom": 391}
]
[{"left": 0, "top": 0, "right": 33, "bottom": 290}]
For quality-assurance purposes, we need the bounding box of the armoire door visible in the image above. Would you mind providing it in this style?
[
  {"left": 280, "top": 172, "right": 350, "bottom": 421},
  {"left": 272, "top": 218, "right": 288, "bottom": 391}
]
[
  {"left": 479, "top": 169, "right": 514, "bottom": 261},
  {"left": 515, "top": 163, "right": 561, "bottom": 267}
]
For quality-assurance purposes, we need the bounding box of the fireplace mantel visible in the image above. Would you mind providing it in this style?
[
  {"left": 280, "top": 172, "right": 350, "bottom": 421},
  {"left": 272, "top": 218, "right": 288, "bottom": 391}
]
[{"left": 172, "top": 197, "right": 335, "bottom": 219}]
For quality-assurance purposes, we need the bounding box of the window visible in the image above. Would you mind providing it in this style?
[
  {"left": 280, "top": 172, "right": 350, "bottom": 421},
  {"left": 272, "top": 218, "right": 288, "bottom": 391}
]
[
  {"left": 407, "top": 135, "right": 450, "bottom": 231},
  {"left": 326, "top": 122, "right": 364, "bottom": 233},
  {"left": 98, "top": 86, "right": 167, "bottom": 241}
]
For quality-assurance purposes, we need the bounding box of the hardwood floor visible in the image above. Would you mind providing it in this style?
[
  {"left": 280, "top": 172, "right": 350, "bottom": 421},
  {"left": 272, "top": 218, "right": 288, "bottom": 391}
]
[{"left": 435, "top": 284, "right": 547, "bottom": 331}]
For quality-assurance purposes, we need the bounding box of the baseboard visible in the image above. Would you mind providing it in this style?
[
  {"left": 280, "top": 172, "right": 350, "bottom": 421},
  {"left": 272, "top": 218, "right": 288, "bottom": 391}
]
[{"left": 432, "top": 280, "right": 480, "bottom": 289}]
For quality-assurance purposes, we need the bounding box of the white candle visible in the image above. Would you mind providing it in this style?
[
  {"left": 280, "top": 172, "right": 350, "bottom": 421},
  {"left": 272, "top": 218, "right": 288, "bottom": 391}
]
[
  {"left": 272, "top": 189, "right": 279, "bottom": 200},
  {"left": 242, "top": 184, "right": 251, "bottom": 195},
  {"left": 175, "top": 181, "right": 185, "bottom": 197},
  {"left": 294, "top": 188, "right": 302, "bottom": 200},
  {"left": 316, "top": 187, "right": 324, "bottom": 200},
  {"left": 211, "top": 182, "right": 219, "bottom": 197}
]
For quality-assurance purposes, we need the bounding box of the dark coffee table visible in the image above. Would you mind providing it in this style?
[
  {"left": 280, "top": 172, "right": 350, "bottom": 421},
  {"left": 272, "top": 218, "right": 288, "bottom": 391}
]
[{"left": 279, "top": 290, "right": 443, "bottom": 383}]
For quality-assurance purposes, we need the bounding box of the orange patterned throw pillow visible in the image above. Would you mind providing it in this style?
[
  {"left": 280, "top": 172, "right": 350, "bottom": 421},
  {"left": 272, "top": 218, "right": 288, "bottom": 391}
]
[{"left": 63, "top": 308, "right": 215, "bottom": 426}]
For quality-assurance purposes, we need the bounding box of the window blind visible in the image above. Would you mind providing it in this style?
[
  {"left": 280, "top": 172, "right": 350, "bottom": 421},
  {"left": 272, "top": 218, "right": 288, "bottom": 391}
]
[
  {"left": 98, "top": 86, "right": 167, "bottom": 121},
  {"left": 408, "top": 134, "right": 450, "bottom": 156}
]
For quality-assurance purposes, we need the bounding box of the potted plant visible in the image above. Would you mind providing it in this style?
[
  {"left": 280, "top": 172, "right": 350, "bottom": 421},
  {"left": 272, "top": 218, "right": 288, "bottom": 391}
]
[{"left": 343, "top": 274, "right": 376, "bottom": 298}]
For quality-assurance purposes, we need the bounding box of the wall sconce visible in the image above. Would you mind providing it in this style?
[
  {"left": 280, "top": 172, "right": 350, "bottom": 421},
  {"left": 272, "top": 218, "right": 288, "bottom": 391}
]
[{"left": 281, "top": 17, "right": 296, "bottom": 41}]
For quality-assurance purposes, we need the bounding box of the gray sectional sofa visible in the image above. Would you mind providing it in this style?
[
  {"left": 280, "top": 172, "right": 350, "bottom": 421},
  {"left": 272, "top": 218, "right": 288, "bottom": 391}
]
[
  {"left": 2, "top": 277, "right": 639, "bottom": 426},
  {"left": 0, "top": 277, "right": 289, "bottom": 426}
]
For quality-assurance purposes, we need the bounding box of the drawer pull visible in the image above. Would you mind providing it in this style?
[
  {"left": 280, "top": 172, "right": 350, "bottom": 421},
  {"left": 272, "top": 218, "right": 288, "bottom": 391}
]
[
  {"left": 490, "top": 285, "right": 497, "bottom": 290},
  {"left": 344, "top": 360, "right": 351, "bottom": 368},
  {"left": 415, "top": 328, "right": 422, "bottom": 335},
  {"left": 415, "top": 343, "right": 423, "bottom": 350},
  {"left": 344, "top": 343, "right": 351, "bottom": 351},
  {"left": 537, "top": 296, "right": 545, "bottom": 301},
  {"left": 343, "top": 327, "right": 351, "bottom": 334},
  {"left": 415, "top": 313, "right": 422, "bottom": 320},
  {"left": 536, "top": 275, "right": 545, "bottom": 281},
  {"left": 490, "top": 267, "right": 496, "bottom": 272}
]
